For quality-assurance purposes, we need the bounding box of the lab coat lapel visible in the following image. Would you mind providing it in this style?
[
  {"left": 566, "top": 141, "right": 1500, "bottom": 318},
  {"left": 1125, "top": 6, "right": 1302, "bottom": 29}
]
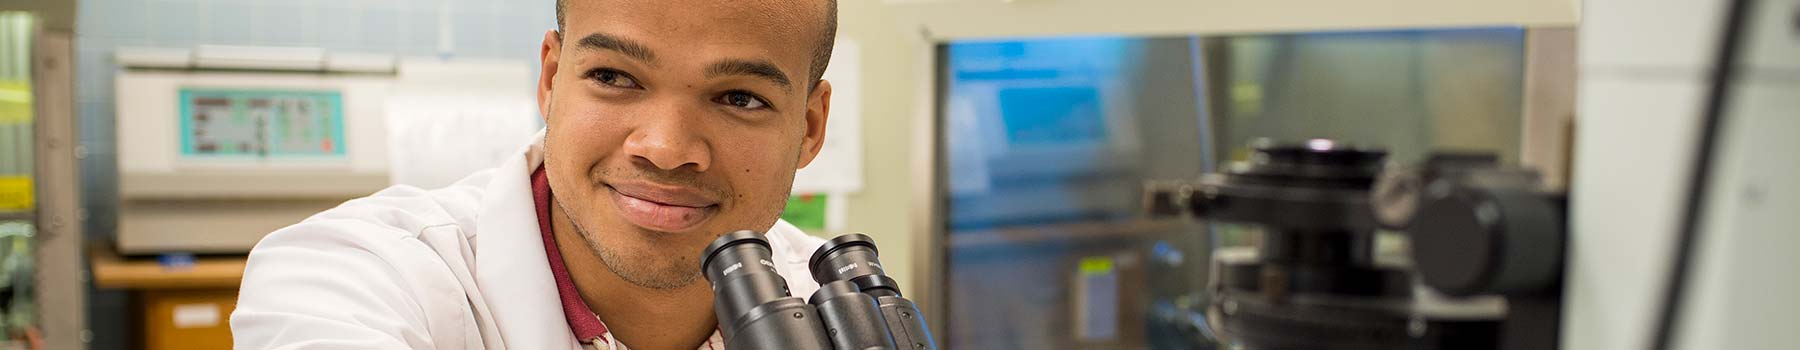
[{"left": 473, "top": 131, "right": 581, "bottom": 349}]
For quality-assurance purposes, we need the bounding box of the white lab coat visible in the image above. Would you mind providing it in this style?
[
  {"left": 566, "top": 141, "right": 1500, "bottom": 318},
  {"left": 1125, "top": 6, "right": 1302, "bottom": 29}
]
[{"left": 231, "top": 132, "right": 826, "bottom": 349}]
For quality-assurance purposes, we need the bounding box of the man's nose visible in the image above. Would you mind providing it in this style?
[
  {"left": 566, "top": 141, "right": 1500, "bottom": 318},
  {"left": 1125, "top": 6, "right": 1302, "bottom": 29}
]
[{"left": 622, "top": 99, "right": 712, "bottom": 173}]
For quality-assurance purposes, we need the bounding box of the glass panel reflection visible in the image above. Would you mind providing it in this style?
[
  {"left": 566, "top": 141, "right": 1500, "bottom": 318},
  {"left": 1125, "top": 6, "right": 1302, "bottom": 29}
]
[
  {"left": 942, "top": 36, "right": 1211, "bottom": 350},
  {"left": 939, "top": 28, "right": 1526, "bottom": 350}
]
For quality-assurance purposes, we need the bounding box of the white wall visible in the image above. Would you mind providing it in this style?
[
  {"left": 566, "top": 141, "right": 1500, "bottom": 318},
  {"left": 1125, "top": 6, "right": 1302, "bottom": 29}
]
[
  {"left": 1566, "top": 0, "right": 1800, "bottom": 349},
  {"left": 1673, "top": 0, "right": 1800, "bottom": 348},
  {"left": 825, "top": 0, "right": 935, "bottom": 297}
]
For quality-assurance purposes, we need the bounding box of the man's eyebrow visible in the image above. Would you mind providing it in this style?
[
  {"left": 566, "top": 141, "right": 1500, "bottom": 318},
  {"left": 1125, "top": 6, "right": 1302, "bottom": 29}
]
[
  {"left": 575, "top": 33, "right": 658, "bottom": 64},
  {"left": 705, "top": 59, "right": 794, "bottom": 93}
]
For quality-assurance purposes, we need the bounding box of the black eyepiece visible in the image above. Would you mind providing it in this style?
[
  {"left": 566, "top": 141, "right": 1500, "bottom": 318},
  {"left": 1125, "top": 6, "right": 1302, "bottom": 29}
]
[
  {"left": 809, "top": 233, "right": 901, "bottom": 297},
  {"left": 702, "top": 230, "right": 775, "bottom": 285},
  {"left": 701, "top": 231, "right": 792, "bottom": 336}
]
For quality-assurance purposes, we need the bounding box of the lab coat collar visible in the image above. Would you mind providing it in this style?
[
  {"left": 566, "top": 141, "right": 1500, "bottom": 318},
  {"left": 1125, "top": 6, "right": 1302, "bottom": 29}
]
[{"left": 472, "top": 129, "right": 582, "bottom": 349}]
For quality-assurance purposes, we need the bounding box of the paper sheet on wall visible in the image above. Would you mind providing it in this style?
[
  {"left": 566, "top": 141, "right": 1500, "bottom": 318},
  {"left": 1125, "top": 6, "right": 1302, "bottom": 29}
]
[
  {"left": 387, "top": 95, "right": 539, "bottom": 189},
  {"left": 779, "top": 192, "right": 851, "bottom": 233},
  {"left": 791, "top": 39, "right": 863, "bottom": 195},
  {"left": 386, "top": 60, "right": 542, "bottom": 189},
  {"left": 781, "top": 193, "right": 828, "bottom": 231}
]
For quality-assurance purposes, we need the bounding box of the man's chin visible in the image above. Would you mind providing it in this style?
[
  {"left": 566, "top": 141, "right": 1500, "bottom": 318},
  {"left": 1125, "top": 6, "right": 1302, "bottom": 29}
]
[
  {"left": 624, "top": 224, "right": 721, "bottom": 243},
  {"left": 613, "top": 267, "right": 702, "bottom": 290},
  {"left": 592, "top": 244, "right": 706, "bottom": 290}
]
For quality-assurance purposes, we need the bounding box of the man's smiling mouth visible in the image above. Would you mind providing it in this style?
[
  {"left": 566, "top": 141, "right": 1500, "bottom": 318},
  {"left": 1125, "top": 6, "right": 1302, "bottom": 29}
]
[{"left": 606, "top": 181, "right": 721, "bottom": 232}]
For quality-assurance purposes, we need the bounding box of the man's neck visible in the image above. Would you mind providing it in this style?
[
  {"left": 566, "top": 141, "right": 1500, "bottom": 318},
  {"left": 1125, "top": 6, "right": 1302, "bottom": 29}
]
[{"left": 548, "top": 197, "right": 718, "bottom": 349}]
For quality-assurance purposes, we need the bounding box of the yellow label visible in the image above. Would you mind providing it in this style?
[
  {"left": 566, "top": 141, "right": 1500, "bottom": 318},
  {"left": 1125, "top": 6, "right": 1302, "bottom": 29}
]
[
  {"left": 1078, "top": 256, "right": 1115, "bottom": 276},
  {"left": 0, "top": 81, "right": 31, "bottom": 124},
  {"left": 0, "top": 176, "right": 32, "bottom": 210}
]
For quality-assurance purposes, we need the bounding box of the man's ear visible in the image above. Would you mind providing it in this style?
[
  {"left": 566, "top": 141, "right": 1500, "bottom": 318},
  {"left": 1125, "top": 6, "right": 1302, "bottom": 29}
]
[
  {"left": 796, "top": 80, "right": 833, "bottom": 169},
  {"left": 537, "top": 30, "right": 563, "bottom": 124}
]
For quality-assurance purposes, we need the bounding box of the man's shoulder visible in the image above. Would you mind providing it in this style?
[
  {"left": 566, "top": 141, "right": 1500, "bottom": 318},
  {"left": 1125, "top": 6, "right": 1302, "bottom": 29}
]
[
  {"left": 234, "top": 171, "right": 509, "bottom": 349},
  {"left": 250, "top": 169, "right": 499, "bottom": 255},
  {"left": 323, "top": 170, "right": 495, "bottom": 229}
]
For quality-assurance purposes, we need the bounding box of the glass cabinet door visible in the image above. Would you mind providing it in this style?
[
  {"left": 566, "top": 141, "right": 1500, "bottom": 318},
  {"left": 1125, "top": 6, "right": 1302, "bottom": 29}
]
[
  {"left": 0, "top": 11, "right": 37, "bottom": 348},
  {"left": 936, "top": 27, "right": 1527, "bottom": 350}
]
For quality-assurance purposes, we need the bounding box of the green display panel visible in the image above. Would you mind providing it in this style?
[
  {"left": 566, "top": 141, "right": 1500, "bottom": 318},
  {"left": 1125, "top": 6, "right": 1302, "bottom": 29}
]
[{"left": 178, "top": 88, "right": 346, "bottom": 159}]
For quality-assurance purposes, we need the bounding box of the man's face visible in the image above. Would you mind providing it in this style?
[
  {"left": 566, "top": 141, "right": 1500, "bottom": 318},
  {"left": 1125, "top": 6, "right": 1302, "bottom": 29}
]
[{"left": 536, "top": 0, "right": 831, "bottom": 289}]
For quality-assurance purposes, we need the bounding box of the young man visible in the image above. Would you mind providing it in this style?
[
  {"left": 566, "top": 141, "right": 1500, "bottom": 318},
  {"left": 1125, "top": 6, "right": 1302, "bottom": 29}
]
[{"left": 231, "top": 0, "right": 839, "bottom": 348}]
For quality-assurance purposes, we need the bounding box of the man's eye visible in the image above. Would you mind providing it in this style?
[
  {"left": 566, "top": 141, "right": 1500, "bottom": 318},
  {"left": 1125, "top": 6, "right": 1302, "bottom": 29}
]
[
  {"left": 586, "top": 69, "right": 641, "bottom": 89},
  {"left": 716, "top": 91, "right": 769, "bottom": 110}
]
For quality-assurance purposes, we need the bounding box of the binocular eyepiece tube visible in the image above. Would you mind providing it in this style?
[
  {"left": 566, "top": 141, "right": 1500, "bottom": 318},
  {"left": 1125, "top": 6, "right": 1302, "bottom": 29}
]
[
  {"left": 701, "top": 231, "right": 938, "bottom": 350},
  {"left": 701, "top": 230, "right": 833, "bottom": 350}
]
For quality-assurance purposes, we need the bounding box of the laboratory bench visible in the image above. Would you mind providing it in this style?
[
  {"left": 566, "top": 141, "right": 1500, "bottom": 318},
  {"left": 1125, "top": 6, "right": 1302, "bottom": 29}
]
[{"left": 89, "top": 246, "right": 245, "bottom": 350}]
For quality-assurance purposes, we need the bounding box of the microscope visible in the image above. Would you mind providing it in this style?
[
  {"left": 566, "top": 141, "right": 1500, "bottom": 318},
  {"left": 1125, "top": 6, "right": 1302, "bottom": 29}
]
[
  {"left": 1145, "top": 139, "right": 1567, "bottom": 350},
  {"left": 701, "top": 231, "right": 938, "bottom": 350}
]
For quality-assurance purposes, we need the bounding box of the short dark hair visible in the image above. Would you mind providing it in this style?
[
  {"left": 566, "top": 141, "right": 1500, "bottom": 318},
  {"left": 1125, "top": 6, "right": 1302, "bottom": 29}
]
[{"left": 555, "top": 0, "right": 839, "bottom": 90}]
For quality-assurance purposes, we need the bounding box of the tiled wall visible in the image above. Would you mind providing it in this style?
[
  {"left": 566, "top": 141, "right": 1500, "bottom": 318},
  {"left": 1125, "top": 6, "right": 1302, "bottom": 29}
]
[{"left": 74, "top": 1, "right": 555, "bottom": 348}]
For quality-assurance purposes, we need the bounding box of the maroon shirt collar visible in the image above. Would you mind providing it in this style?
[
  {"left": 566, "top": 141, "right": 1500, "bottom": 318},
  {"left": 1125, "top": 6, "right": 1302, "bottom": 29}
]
[{"left": 532, "top": 166, "right": 610, "bottom": 343}]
